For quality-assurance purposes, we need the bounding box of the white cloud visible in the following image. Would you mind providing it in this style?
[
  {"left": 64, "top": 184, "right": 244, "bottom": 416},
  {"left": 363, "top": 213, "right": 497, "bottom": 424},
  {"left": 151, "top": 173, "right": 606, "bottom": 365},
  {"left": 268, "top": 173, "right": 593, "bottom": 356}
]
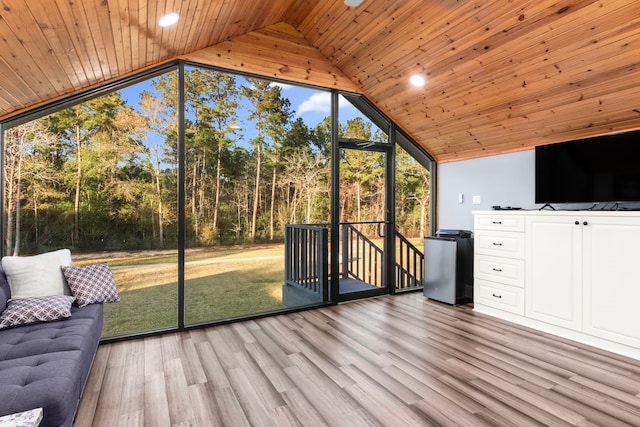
[
  {"left": 273, "top": 82, "right": 294, "bottom": 91},
  {"left": 297, "top": 92, "right": 332, "bottom": 115}
]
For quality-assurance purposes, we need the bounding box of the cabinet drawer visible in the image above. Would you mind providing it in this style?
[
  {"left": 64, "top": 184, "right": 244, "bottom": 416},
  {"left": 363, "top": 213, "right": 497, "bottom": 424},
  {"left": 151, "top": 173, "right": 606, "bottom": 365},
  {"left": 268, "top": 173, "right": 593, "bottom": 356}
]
[
  {"left": 475, "top": 255, "right": 524, "bottom": 287},
  {"left": 475, "top": 215, "right": 524, "bottom": 232},
  {"left": 475, "top": 279, "right": 524, "bottom": 315},
  {"left": 475, "top": 231, "right": 524, "bottom": 259}
]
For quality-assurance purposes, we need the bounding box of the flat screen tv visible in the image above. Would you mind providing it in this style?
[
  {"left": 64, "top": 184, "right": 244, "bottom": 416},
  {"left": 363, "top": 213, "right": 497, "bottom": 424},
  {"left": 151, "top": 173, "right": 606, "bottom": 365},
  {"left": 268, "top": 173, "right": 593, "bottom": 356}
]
[{"left": 535, "top": 130, "right": 640, "bottom": 204}]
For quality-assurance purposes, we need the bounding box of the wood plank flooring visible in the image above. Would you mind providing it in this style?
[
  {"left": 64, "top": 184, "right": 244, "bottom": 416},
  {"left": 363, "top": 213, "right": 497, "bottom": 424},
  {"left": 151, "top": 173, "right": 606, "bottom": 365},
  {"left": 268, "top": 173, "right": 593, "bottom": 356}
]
[{"left": 73, "top": 293, "right": 640, "bottom": 426}]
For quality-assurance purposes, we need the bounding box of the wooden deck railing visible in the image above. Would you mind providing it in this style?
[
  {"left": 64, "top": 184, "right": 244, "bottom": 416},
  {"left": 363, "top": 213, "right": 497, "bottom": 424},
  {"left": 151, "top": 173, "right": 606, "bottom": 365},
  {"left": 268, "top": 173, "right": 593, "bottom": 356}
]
[
  {"left": 284, "top": 222, "right": 423, "bottom": 302},
  {"left": 396, "top": 231, "right": 424, "bottom": 290},
  {"left": 284, "top": 224, "right": 329, "bottom": 301},
  {"left": 341, "top": 222, "right": 384, "bottom": 288}
]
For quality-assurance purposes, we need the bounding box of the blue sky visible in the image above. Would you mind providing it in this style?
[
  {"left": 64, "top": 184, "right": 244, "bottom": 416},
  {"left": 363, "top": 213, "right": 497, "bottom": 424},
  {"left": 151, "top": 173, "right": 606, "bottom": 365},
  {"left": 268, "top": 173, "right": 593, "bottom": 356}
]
[
  {"left": 118, "top": 73, "right": 364, "bottom": 143},
  {"left": 272, "top": 81, "right": 359, "bottom": 127}
]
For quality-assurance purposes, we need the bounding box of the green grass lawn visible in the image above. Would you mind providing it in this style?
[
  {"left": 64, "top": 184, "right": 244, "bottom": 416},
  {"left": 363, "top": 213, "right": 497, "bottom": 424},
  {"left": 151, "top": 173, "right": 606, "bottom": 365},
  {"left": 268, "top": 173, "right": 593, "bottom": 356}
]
[
  {"left": 95, "top": 246, "right": 286, "bottom": 337},
  {"left": 92, "top": 238, "right": 424, "bottom": 337}
]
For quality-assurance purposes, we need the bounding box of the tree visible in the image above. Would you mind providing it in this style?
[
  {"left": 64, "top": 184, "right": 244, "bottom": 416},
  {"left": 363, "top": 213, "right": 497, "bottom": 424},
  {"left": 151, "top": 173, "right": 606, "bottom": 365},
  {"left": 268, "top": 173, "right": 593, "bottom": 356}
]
[
  {"left": 396, "top": 145, "right": 430, "bottom": 237},
  {"left": 340, "top": 118, "right": 384, "bottom": 223},
  {"left": 3, "top": 120, "right": 59, "bottom": 254},
  {"left": 241, "top": 78, "right": 291, "bottom": 243},
  {"left": 47, "top": 93, "right": 126, "bottom": 248},
  {"left": 134, "top": 90, "right": 178, "bottom": 247},
  {"left": 187, "top": 69, "right": 240, "bottom": 238}
]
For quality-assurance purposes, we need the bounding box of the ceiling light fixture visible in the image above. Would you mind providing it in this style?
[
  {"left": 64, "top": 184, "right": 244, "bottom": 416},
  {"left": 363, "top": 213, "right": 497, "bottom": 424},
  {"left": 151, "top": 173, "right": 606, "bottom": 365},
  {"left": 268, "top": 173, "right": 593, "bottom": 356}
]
[
  {"left": 409, "top": 74, "right": 426, "bottom": 87},
  {"left": 344, "top": 0, "right": 365, "bottom": 7},
  {"left": 159, "top": 13, "right": 179, "bottom": 27}
]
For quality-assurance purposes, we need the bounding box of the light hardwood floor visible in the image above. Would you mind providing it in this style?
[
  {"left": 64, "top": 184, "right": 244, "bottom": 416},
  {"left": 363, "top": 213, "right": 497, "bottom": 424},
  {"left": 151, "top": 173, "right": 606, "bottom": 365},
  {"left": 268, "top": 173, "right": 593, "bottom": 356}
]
[{"left": 74, "top": 293, "right": 640, "bottom": 426}]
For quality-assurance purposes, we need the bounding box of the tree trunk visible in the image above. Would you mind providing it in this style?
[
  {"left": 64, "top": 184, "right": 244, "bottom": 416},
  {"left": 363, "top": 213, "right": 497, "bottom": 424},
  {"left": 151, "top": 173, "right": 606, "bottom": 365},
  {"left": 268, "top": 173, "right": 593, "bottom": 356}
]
[
  {"left": 74, "top": 124, "right": 81, "bottom": 247},
  {"left": 356, "top": 180, "right": 362, "bottom": 223},
  {"left": 289, "top": 186, "right": 298, "bottom": 224},
  {"left": 213, "top": 143, "right": 222, "bottom": 232},
  {"left": 33, "top": 195, "right": 39, "bottom": 249},
  {"left": 269, "top": 166, "right": 276, "bottom": 240},
  {"left": 420, "top": 201, "right": 426, "bottom": 238},
  {"left": 155, "top": 159, "right": 164, "bottom": 247},
  {"left": 250, "top": 137, "right": 261, "bottom": 244},
  {"left": 198, "top": 152, "right": 206, "bottom": 225},
  {"left": 12, "top": 142, "right": 24, "bottom": 255},
  {"left": 5, "top": 133, "right": 16, "bottom": 256},
  {"left": 191, "top": 158, "right": 198, "bottom": 239}
]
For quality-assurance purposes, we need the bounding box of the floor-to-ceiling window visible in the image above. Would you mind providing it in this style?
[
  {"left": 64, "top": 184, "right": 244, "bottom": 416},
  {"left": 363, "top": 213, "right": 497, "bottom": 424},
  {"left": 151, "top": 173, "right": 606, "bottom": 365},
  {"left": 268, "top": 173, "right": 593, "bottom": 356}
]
[
  {"left": 1, "top": 61, "right": 433, "bottom": 340},
  {"left": 181, "top": 65, "right": 336, "bottom": 324},
  {"left": 1, "top": 67, "right": 180, "bottom": 337}
]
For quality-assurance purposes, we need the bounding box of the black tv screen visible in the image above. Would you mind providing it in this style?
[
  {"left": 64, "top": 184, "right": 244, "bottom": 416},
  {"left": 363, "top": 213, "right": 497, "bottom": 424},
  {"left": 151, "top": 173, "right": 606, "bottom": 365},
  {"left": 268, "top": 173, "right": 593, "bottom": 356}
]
[{"left": 535, "top": 131, "right": 640, "bottom": 204}]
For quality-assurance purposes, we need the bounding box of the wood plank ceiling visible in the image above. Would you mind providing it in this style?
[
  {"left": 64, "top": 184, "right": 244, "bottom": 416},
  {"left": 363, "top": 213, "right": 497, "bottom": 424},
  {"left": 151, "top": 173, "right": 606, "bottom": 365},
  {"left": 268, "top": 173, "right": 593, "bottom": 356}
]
[{"left": 1, "top": 0, "right": 640, "bottom": 162}]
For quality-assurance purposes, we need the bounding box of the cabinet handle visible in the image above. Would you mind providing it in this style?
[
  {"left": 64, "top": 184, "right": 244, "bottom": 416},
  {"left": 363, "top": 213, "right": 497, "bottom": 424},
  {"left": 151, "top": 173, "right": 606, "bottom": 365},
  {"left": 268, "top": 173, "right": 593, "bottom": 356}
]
[
  {"left": 492, "top": 293, "right": 502, "bottom": 299},
  {"left": 492, "top": 221, "right": 502, "bottom": 224},
  {"left": 492, "top": 242, "right": 503, "bottom": 246},
  {"left": 575, "top": 221, "right": 579, "bottom": 225},
  {"left": 583, "top": 221, "right": 588, "bottom": 226},
  {"left": 492, "top": 268, "right": 503, "bottom": 272}
]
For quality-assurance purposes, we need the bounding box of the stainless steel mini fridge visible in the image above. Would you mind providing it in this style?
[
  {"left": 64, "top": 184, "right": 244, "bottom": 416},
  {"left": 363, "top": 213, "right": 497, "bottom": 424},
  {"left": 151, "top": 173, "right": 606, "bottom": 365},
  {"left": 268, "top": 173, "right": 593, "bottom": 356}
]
[{"left": 423, "top": 230, "right": 474, "bottom": 305}]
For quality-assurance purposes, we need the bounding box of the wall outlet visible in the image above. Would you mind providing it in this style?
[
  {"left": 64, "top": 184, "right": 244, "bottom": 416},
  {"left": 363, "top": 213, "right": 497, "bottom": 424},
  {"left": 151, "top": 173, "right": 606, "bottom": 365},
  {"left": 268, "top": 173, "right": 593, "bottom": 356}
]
[{"left": 472, "top": 195, "right": 481, "bottom": 204}]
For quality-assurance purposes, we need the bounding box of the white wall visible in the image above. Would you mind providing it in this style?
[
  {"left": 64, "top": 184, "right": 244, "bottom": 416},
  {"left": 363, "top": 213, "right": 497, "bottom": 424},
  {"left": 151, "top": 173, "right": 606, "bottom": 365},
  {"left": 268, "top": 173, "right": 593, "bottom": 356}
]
[
  {"left": 437, "top": 150, "right": 536, "bottom": 231},
  {"left": 436, "top": 148, "right": 640, "bottom": 232}
]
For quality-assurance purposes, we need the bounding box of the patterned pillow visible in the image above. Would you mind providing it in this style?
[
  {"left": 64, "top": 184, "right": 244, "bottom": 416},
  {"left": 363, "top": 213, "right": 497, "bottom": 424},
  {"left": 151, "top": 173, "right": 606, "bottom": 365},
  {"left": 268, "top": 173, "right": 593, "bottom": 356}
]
[
  {"left": 0, "top": 295, "right": 75, "bottom": 329},
  {"left": 61, "top": 263, "right": 120, "bottom": 307}
]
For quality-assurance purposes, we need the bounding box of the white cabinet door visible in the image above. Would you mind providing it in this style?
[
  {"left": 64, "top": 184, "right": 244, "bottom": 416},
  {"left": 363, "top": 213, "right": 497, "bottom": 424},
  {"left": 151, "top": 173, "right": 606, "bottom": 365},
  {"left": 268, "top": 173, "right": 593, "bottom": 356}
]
[
  {"left": 526, "top": 215, "right": 583, "bottom": 330},
  {"left": 583, "top": 216, "right": 640, "bottom": 348}
]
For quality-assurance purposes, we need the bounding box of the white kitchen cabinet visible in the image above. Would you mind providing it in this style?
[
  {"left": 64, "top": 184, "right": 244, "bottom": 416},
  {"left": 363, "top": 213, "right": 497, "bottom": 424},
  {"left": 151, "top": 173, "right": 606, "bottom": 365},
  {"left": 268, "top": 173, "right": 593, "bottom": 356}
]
[
  {"left": 583, "top": 216, "right": 640, "bottom": 349},
  {"left": 526, "top": 215, "right": 582, "bottom": 331},
  {"left": 474, "top": 213, "right": 525, "bottom": 316},
  {"left": 473, "top": 211, "right": 640, "bottom": 361}
]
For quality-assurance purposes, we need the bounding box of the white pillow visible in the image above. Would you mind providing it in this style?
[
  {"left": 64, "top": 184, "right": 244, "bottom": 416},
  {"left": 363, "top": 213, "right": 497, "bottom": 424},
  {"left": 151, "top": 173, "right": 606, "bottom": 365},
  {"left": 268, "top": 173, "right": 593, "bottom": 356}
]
[{"left": 1, "top": 249, "right": 72, "bottom": 298}]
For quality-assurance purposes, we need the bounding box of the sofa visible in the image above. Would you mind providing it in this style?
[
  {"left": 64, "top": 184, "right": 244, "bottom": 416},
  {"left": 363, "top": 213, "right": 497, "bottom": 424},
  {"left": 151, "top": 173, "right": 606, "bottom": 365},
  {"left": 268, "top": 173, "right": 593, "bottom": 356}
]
[{"left": 0, "top": 250, "right": 115, "bottom": 427}]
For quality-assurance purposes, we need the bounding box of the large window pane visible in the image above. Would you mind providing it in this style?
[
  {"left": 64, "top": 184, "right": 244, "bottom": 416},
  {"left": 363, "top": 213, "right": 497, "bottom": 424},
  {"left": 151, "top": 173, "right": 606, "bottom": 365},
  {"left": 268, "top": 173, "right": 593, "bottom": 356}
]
[
  {"left": 395, "top": 144, "right": 430, "bottom": 291},
  {"left": 2, "top": 69, "right": 179, "bottom": 337},
  {"left": 182, "top": 66, "right": 333, "bottom": 323}
]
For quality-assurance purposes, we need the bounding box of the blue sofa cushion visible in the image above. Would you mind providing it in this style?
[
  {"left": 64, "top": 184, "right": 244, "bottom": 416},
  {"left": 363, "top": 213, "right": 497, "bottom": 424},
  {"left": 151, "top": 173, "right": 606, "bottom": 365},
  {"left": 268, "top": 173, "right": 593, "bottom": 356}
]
[
  {"left": 0, "top": 303, "right": 102, "bottom": 361},
  {"left": 0, "top": 350, "right": 84, "bottom": 427}
]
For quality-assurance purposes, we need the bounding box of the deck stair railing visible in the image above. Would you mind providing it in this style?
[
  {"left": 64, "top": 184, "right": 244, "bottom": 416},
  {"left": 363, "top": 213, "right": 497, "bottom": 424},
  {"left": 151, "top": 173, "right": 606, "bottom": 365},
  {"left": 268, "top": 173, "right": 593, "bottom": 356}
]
[
  {"left": 284, "top": 222, "right": 424, "bottom": 301},
  {"left": 396, "top": 231, "right": 424, "bottom": 290},
  {"left": 341, "top": 222, "right": 384, "bottom": 288},
  {"left": 284, "top": 224, "right": 329, "bottom": 301},
  {"left": 341, "top": 222, "right": 424, "bottom": 291}
]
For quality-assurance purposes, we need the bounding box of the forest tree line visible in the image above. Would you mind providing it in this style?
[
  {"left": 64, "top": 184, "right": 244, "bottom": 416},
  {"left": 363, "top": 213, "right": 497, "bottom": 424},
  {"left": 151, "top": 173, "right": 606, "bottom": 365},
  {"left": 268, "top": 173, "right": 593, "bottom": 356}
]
[{"left": 3, "top": 68, "right": 430, "bottom": 255}]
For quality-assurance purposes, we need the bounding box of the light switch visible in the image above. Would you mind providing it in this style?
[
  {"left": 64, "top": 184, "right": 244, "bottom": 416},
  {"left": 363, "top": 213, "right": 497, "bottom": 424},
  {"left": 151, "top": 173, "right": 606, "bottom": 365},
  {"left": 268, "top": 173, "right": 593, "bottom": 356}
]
[{"left": 472, "top": 195, "right": 481, "bottom": 204}]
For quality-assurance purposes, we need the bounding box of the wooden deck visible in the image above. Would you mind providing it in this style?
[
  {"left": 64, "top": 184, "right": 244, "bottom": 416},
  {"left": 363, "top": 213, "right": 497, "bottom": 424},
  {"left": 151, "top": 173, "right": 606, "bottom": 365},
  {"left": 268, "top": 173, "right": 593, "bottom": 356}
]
[
  {"left": 338, "top": 278, "right": 378, "bottom": 294},
  {"left": 74, "top": 293, "right": 640, "bottom": 426}
]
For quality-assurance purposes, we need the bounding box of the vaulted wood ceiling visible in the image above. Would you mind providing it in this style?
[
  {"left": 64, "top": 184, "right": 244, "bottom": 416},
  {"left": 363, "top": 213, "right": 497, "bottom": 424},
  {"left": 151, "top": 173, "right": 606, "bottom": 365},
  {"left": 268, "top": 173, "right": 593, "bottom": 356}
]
[{"left": 1, "top": 0, "right": 640, "bottom": 162}]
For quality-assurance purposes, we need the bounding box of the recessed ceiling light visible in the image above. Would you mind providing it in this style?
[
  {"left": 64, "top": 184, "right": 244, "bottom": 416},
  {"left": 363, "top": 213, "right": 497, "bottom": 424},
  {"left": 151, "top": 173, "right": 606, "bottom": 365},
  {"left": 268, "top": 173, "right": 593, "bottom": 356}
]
[
  {"left": 409, "top": 74, "right": 426, "bottom": 87},
  {"left": 344, "top": 0, "right": 365, "bottom": 6},
  {"left": 159, "top": 13, "right": 179, "bottom": 27}
]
